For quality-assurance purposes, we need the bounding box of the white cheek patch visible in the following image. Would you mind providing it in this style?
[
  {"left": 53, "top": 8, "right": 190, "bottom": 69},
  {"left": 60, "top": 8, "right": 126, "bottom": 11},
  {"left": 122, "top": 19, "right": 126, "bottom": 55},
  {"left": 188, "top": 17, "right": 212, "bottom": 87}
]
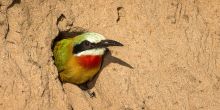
[{"left": 74, "top": 48, "right": 106, "bottom": 56}]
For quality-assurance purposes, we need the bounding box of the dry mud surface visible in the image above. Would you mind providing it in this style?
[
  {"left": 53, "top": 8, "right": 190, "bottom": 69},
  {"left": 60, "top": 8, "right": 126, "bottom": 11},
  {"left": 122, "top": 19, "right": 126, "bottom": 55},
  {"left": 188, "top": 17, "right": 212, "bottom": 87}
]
[{"left": 0, "top": 0, "right": 220, "bottom": 110}]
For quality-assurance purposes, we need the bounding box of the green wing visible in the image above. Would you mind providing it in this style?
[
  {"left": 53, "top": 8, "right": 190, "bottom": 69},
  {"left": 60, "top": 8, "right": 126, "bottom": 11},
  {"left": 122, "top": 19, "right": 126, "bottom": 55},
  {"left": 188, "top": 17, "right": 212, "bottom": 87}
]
[{"left": 53, "top": 38, "right": 74, "bottom": 72}]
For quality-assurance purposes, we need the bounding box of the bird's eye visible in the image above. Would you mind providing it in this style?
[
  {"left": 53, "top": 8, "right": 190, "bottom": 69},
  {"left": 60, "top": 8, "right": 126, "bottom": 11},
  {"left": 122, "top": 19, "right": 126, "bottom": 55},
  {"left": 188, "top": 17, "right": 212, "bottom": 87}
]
[{"left": 85, "top": 41, "right": 90, "bottom": 46}]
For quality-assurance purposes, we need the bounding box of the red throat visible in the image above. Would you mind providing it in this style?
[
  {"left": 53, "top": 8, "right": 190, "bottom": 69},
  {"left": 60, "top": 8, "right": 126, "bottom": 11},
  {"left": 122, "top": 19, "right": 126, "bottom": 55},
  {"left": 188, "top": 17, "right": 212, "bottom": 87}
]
[{"left": 77, "top": 55, "right": 102, "bottom": 68}]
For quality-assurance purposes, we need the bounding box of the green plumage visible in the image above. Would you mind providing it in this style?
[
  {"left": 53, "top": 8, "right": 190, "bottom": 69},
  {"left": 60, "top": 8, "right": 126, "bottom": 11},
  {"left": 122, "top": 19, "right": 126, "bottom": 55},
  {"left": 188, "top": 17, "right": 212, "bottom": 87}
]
[{"left": 53, "top": 39, "right": 73, "bottom": 72}]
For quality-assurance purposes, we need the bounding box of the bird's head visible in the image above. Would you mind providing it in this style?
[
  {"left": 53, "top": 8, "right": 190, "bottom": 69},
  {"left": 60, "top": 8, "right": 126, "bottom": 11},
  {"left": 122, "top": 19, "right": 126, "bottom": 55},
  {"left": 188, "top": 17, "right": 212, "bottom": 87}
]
[{"left": 72, "top": 32, "right": 123, "bottom": 56}]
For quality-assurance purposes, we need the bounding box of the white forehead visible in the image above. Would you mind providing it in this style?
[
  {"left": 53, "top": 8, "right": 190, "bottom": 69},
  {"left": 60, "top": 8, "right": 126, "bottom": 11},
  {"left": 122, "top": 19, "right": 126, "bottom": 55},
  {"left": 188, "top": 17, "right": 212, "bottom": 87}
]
[{"left": 83, "top": 32, "right": 106, "bottom": 43}]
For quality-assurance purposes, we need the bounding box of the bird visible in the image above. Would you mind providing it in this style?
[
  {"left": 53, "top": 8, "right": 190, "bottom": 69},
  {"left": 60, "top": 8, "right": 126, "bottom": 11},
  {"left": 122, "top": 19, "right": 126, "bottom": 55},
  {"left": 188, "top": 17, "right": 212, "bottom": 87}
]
[{"left": 53, "top": 32, "right": 123, "bottom": 85}]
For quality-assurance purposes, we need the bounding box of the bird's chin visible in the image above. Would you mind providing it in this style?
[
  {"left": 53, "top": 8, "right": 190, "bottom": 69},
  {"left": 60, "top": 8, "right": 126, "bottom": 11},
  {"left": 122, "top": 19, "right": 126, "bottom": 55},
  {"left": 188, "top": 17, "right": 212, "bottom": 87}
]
[{"left": 74, "top": 48, "right": 106, "bottom": 56}]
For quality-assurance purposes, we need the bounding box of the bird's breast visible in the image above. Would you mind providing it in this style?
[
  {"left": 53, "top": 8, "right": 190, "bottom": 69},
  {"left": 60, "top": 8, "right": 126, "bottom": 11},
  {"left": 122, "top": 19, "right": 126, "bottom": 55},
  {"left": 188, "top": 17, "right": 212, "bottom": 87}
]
[{"left": 76, "top": 55, "right": 102, "bottom": 68}]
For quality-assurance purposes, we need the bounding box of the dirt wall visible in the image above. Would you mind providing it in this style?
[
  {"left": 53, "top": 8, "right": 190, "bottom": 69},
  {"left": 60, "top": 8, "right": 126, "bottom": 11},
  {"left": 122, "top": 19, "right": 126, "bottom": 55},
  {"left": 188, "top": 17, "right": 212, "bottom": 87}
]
[{"left": 0, "top": 0, "right": 220, "bottom": 110}]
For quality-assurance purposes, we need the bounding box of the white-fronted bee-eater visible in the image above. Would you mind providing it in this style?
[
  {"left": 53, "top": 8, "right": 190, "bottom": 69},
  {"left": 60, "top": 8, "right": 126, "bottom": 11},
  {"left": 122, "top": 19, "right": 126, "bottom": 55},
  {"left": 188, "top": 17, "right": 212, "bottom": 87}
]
[{"left": 53, "top": 32, "right": 123, "bottom": 85}]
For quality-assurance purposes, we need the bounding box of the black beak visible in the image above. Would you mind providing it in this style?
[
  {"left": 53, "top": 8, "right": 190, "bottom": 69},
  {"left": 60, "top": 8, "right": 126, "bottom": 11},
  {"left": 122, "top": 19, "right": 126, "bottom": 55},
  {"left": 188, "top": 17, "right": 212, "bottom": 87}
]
[{"left": 96, "top": 40, "right": 123, "bottom": 48}]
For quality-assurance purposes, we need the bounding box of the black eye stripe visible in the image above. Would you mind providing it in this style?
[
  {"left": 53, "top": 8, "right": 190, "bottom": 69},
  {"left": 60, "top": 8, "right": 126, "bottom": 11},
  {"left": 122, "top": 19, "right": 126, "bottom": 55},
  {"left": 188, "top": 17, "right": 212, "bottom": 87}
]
[{"left": 73, "top": 40, "right": 95, "bottom": 54}]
